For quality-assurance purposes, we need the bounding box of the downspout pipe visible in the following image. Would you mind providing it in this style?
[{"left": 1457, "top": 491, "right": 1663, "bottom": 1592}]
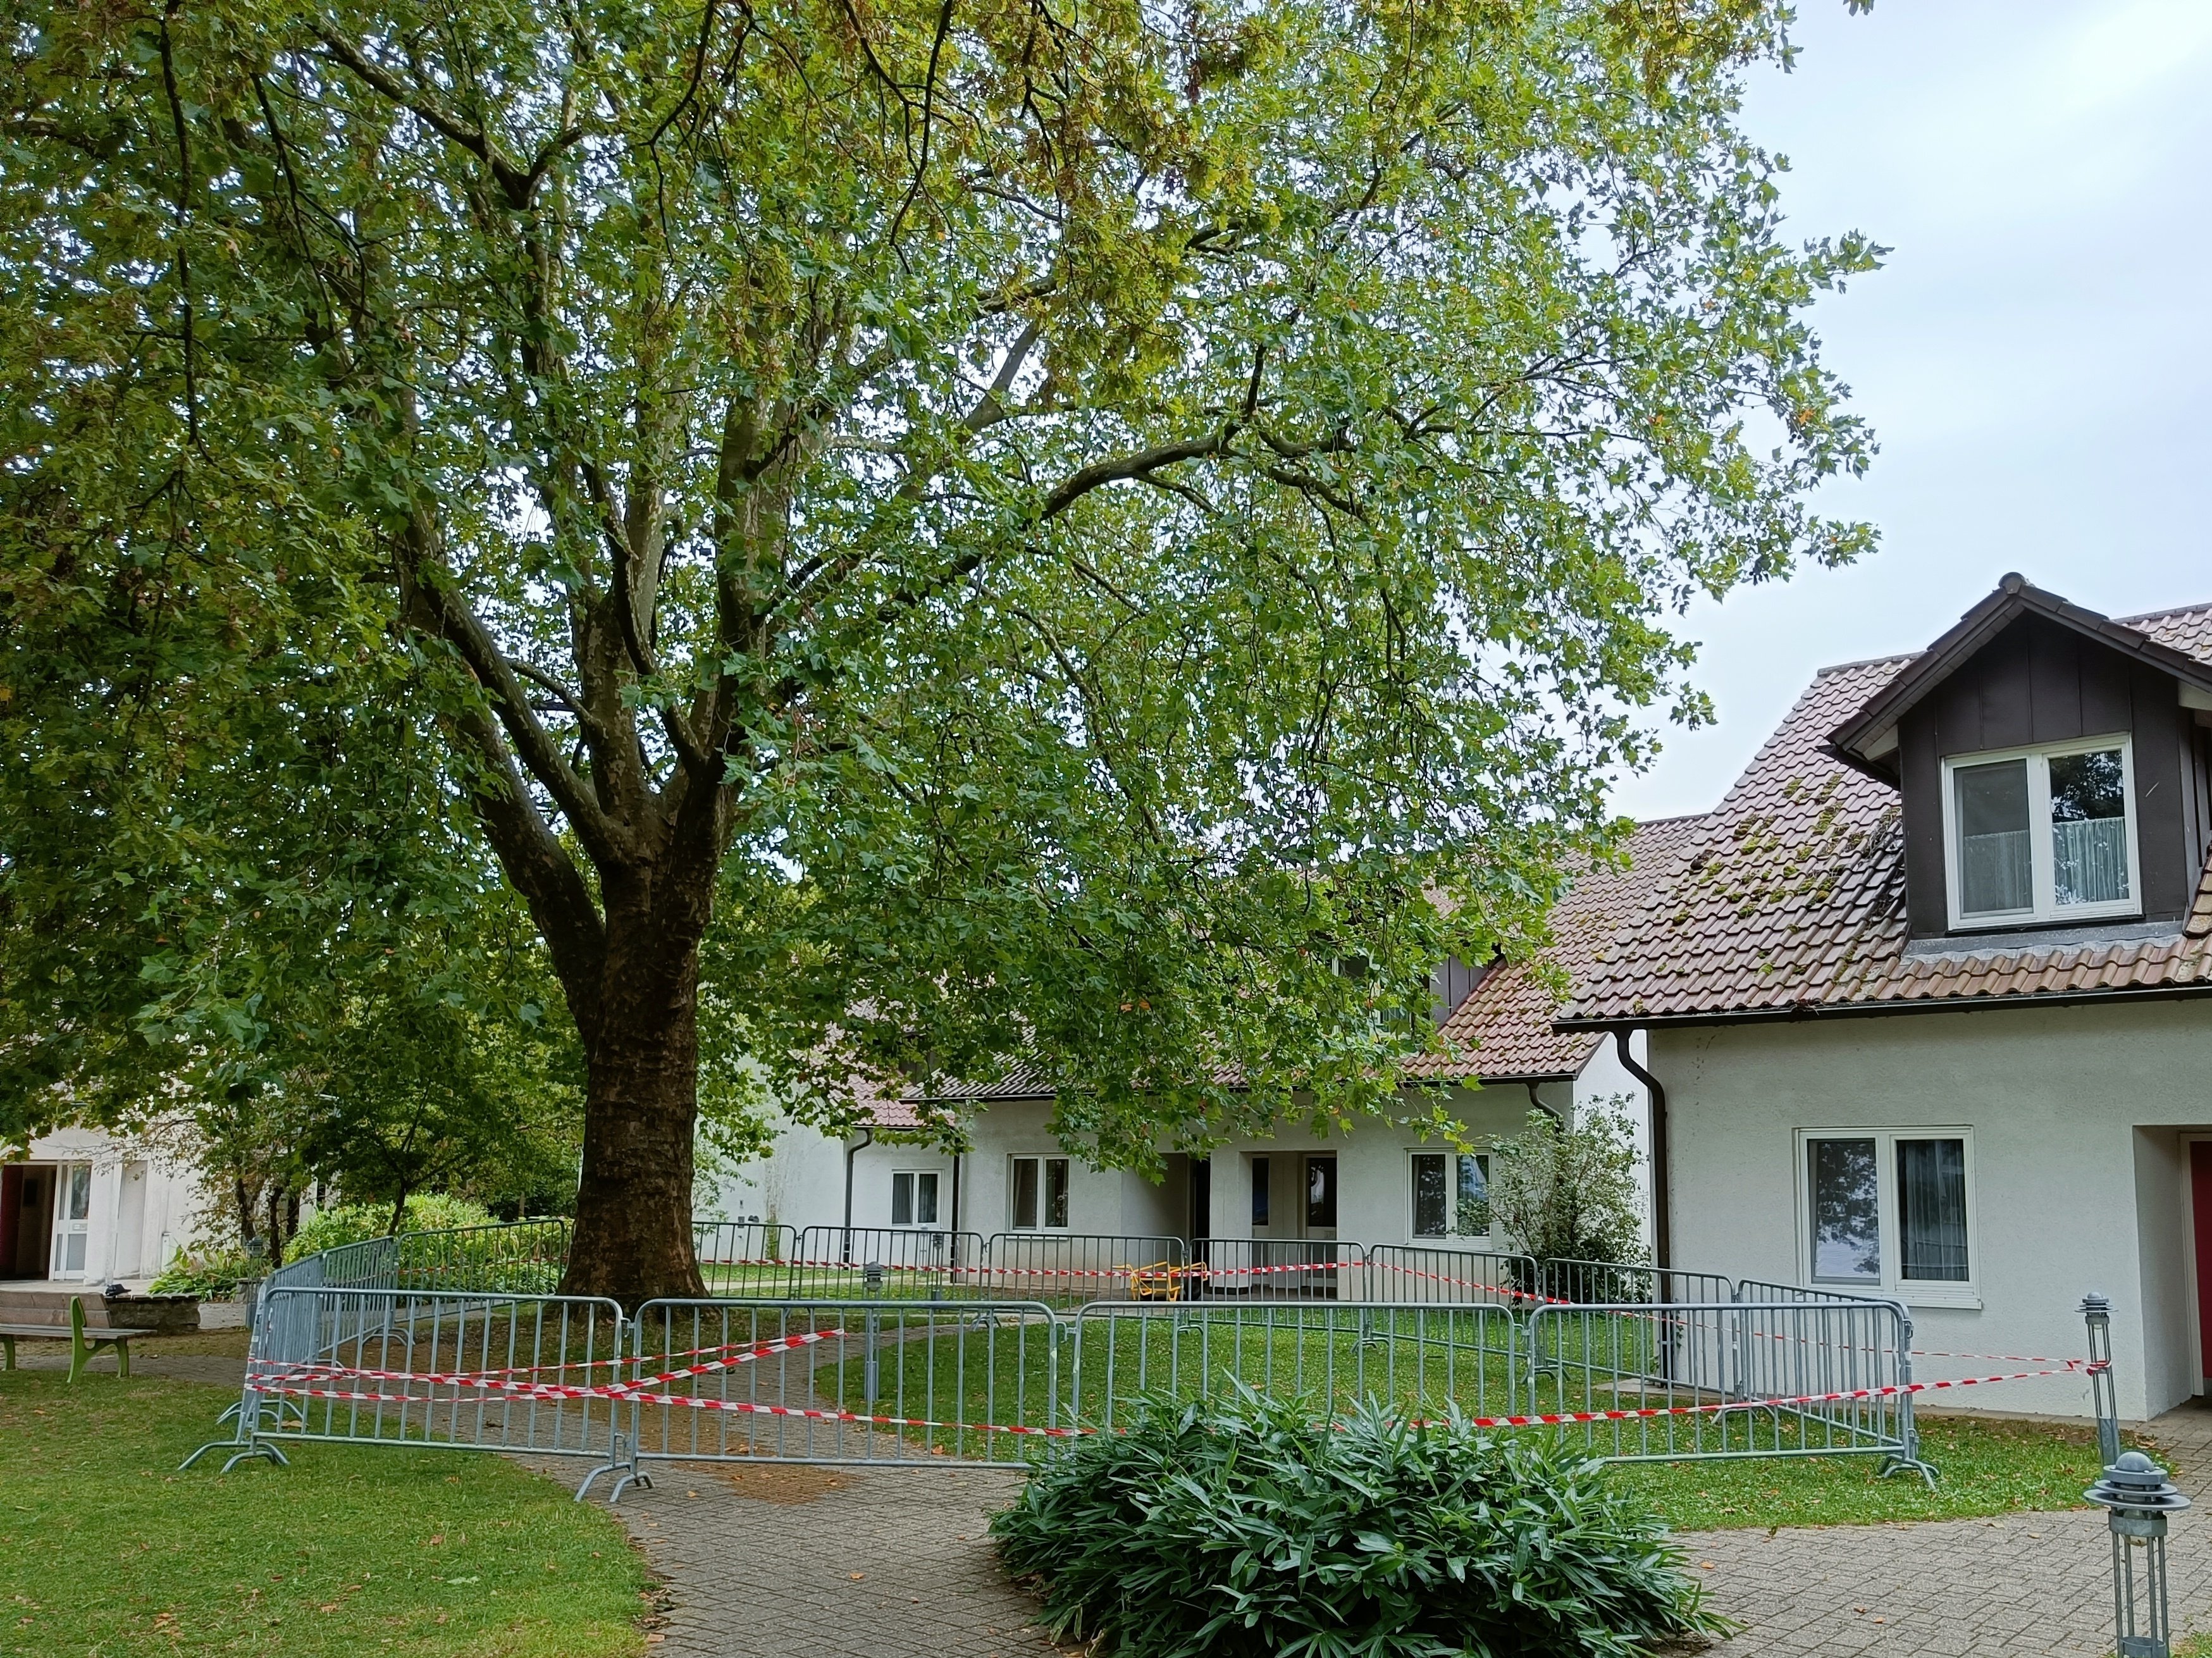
[
  {"left": 843, "top": 1126, "right": 874, "bottom": 1264},
  {"left": 1611, "top": 1028, "right": 1671, "bottom": 1271},
  {"left": 948, "top": 1147, "right": 963, "bottom": 1269}
]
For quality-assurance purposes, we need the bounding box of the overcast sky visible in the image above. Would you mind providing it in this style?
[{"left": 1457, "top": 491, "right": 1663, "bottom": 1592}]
[{"left": 1609, "top": 0, "right": 2212, "bottom": 822}]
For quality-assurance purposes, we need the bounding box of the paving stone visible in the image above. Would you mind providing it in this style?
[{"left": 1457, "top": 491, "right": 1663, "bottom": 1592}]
[{"left": 147, "top": 1335, "right": 2212, "bottom": 1654}]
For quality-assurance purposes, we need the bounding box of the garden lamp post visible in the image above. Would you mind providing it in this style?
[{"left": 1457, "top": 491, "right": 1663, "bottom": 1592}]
[
  {"left": 2085, "top": 1450, "right": 2189, "bottom": 1658},
  {"left": 2082, "top": 1292, "right": 2121, "bottom": 1468},
  {"left": 862, "top": 1261, "right": 884, "bottom": 1404}
]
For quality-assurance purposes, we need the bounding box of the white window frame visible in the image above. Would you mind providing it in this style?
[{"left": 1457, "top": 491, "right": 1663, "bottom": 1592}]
[
  {"left": 1940, "top": 734, "right": 2141, "bottom": 929},
  {"left": 1406, "top": 1149, "right": 1493, "bottom": 1246},
  {"left": 890, "top": 1168, "right": 941, "bottom": 1230},
  {"left": 1793, "top": 1127, "right": 1979, "bottom": 1309},
  {"left": 1007, "top": 1154, "right": 1072, "bottom": 1232}
]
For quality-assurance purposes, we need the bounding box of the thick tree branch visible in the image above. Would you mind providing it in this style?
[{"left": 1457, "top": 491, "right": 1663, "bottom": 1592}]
[
  {"left": 962, "top": 318, "right": 1039, "bottom": 435},
  {"left": 1037, "top": 430, "right": 1235, "bottom": 520},
  {"left": 394, "top": 512, "right": 629, "bottom": 864},
  {"left": 313, "top": 28, "right": 540, "bottom": 210}
]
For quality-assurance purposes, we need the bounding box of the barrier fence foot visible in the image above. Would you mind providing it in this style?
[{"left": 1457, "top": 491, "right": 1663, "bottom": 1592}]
[
  {"left": 178, "top": 1436, "right": 240, "bottom": 1471},
  {"left": 579, "top": 1432, "right": 649, "bottom": 1504},
  {"left": 182, "top": 1435, "right": 288, "bottom": 1474},
  {"left": 221, "top": 1439, "right": 290, "bottom": 1474},
  {"left": 1876, "top": 1453, "right": 1939, "bottom": 1488}
]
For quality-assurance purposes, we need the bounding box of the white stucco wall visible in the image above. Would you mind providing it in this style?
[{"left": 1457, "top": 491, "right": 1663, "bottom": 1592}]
[
  {"left": 826, "top": 1073, "right": 1650, "bottom": 1255},
  {"left": 14, "top": 1128, "right": 202, "bottom": 1283},
  {"left": 700, "top": 1115, "right": 849, "bottom": 1234},
  {"left": 1651, "top": 998, "right": 2212, "bottom": 1422}
]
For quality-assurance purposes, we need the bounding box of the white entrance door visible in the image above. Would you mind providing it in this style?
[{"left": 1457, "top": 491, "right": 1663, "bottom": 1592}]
[{"left": 50, "top": 1163, "right": 91, "bottom": 1279}]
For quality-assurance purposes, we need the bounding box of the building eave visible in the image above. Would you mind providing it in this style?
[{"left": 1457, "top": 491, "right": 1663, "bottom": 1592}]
[{"left": 1556, "top": 978, "right": 2212, "bottom": 1032}]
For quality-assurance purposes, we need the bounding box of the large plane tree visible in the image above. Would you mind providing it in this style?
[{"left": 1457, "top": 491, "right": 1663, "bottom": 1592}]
[{"left": 1, "top": 0, "right": 1875, "bottom": 1301}]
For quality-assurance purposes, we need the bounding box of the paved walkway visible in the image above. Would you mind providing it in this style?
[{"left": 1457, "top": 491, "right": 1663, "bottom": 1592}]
[
  {"left": 607, "top": 1462, "right": 1062, "bottom": 1657},
  {"left": 45, "top": 1327, "right": 2212, "bottom": 1654},
  {"left": 582, "top": 1409, "right": 2212, "bottom": 1657},
  {"left": 1680, "top": 1404, "right": 2212, "bottom": 1657}
]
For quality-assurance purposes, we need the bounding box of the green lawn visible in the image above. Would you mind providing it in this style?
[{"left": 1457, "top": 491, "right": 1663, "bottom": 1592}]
[
  {"left": 0, "top": 1366, "right": 650, "bottom": 1657},
  {"left": 825, "top": 1306, "right": 1895, "bottom": 1463},
  {"left": 1612, "top": 1413, "right": 2136, "bottom": 1530},
  {"left": 819, "top": 1318, "right": 2136, "bottom": 1532}
]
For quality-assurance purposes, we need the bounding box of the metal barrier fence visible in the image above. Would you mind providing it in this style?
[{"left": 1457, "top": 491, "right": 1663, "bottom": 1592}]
[
  {"left": 188, "top": 1223, "right": 1984, "bottom": 1493},
  {"left": 1188, "top": 1238, "right": 1365, "bottom": 1299},
  {"left": 1362, "top": 1245, "right": 1541, "bottom": 1306},
  {"left": 621, "top": 1298, "right": 1062, "bottom": 1491},
  {"left": 1527, "top": 1297, "right": 1927, "bottom": 1476},
  {"left": 693, "top": 1221, "right": 802, "bottom": 1294},
  {"left": 979, "top": 1232, "right": 1189, "bottom": 1307},
  {"left": 1070, "top": 1299, "right": 1524, "bottom": 1432},
  {"left": 190, "top": 1284, "right": 629, "bottom": 1489},
  {"left": 789, "top": 1226, "right": 987, "bottom": 1298},
  {"left": 1537, "top": 1257, "right": 1735, "bottom": 1308}
]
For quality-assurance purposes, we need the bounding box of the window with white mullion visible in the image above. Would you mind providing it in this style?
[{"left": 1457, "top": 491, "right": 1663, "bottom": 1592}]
[
  {"left": 1008, "top": 1156, "right": 1070, "bottom": 1231},
  {"left": 891, "top": 1169, "right": 940, "bottom": 1229},
  {"left": 1408, "top": 1151, "right": 1491, "bottom": 1242},
  {"left": 1943, "top": 735, "right": 2137, "bottom": 929},
  {"left": 1798, "top": 1128, "right": 1975, "bottom": 1306}
]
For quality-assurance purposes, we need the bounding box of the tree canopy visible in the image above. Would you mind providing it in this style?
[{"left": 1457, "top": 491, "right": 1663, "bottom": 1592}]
[{"left": 1, "top": 0, "right": 1877, "bottom": 1297}]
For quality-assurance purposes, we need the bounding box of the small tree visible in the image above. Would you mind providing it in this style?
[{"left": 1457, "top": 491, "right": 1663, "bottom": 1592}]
[{"left": 1488, "top": 1099, "right": 1646, "bottom": 1296}]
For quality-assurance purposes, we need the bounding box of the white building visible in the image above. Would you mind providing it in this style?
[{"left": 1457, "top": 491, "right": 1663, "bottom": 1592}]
[
  {"left": 1563, "top": 576, "right": 2212, "bottom": 1422},
  {"left": 3, "top": 1128, "right": 200, "bottom": 1285}
]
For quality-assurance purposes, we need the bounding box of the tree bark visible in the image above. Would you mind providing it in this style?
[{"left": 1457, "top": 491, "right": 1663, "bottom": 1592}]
[{"left": 557, "top": 888, "right": 710, "bottom": 1308}]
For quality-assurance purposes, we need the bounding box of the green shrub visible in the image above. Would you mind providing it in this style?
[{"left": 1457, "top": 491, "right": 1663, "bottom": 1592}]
[
  {"left": 147, "top": 1249, "right": 255, "bottom": 1298},
  {"left": 991, "top": 1386, "right": 1729, "bottom": 1658},
  {"left": 285, "top": 1194, "right": 497, "bottom": 1260},
  {"left": 1488, "top": 1101, "right": 1648, "bottom": 1296}
]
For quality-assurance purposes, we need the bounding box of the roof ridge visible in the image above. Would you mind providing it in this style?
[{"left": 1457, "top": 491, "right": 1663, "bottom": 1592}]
[
  {"left": 1811, "top": 650, "right": 1922, "bottom": 676},
  {"left": 2115, "top": 597, "right": 2212, "bottom": 625}
]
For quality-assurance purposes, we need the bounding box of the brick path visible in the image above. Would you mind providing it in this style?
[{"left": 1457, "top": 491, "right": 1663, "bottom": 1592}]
[
  {"left": 1677, "top": 1405, "right": 2212, "bottom": 1657},
  {"left": 586, "top": 1407, "right": 2212, "bottom": 1657},
  {"left": 609, "top": 1462, "right": 1061, "bottom": 1657},
  {"left": 55, "top": 1323, "right": 2212, "bottom": 1654}
]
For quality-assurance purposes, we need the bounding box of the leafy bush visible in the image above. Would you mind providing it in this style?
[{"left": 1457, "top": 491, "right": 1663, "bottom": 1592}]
[
  {"left": 285, "top": 1194, "right": 498, "bottom": 1260},
  {"left": 992, "top": 1386, "right": 1727, "bottom": 1658},
  {"left": 1489, "top": 1099, "right": 1647, "bottom": 1298},
  {"left": 148, "top": 1249, "right": 256, "bottom": 1299},
  {"left": 395, "top": 1222, "right": 568, "bottom": 1295}
]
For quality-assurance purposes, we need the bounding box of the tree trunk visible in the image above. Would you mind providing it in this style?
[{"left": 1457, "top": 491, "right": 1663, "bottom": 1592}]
[{"left": 559, "top": 905, "right": 708, "bottom": 1308}]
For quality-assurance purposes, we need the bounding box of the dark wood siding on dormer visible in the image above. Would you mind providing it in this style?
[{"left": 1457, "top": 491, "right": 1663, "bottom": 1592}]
[
  {"left": 1430, "top": 954, "right": 1491, "bottom": 1027},
  {"left": 2186, "top": 717, "right": 2212, "bottom": 889},
  {"left": 1898, "top": 614, "right": 2197, "bottom": 936}
]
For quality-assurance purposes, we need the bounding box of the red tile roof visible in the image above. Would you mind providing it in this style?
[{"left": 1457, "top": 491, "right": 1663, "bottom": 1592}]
[
  {"left": 1409, "top": 815, "right": 1710, "bottom": 1079},
  {"left": 1564, "top": 600, "right": 2212, "bottom": 1025}
]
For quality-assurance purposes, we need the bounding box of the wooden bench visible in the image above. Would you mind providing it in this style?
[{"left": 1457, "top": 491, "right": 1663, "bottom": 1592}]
[{"left": 0, "top": 1296, "right": 161, "bottom": 1382}]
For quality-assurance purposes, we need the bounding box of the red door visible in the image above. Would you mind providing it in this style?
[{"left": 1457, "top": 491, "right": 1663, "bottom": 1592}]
[{"left": 2192, "top": 1143, "right": 2212, "bottom": 1385}]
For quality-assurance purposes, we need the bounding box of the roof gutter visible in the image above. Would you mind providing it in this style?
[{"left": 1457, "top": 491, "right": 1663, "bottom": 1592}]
[{"left": 1557, "top": 977, "right": 2212, "bottom": 1033}]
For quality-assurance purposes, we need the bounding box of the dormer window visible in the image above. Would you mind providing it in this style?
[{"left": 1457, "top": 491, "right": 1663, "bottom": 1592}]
[{"left": 1942, "top": 735, "right": 2138, "bottom": 929}]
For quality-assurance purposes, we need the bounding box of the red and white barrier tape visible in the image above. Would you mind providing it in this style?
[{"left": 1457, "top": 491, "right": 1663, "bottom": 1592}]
[
  {"left": 249, "top": 1330, "right": 839, "bottom": 1406},
  {"left": 241, "top": 1351, "right": 2089, "bottom": 1440}
]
